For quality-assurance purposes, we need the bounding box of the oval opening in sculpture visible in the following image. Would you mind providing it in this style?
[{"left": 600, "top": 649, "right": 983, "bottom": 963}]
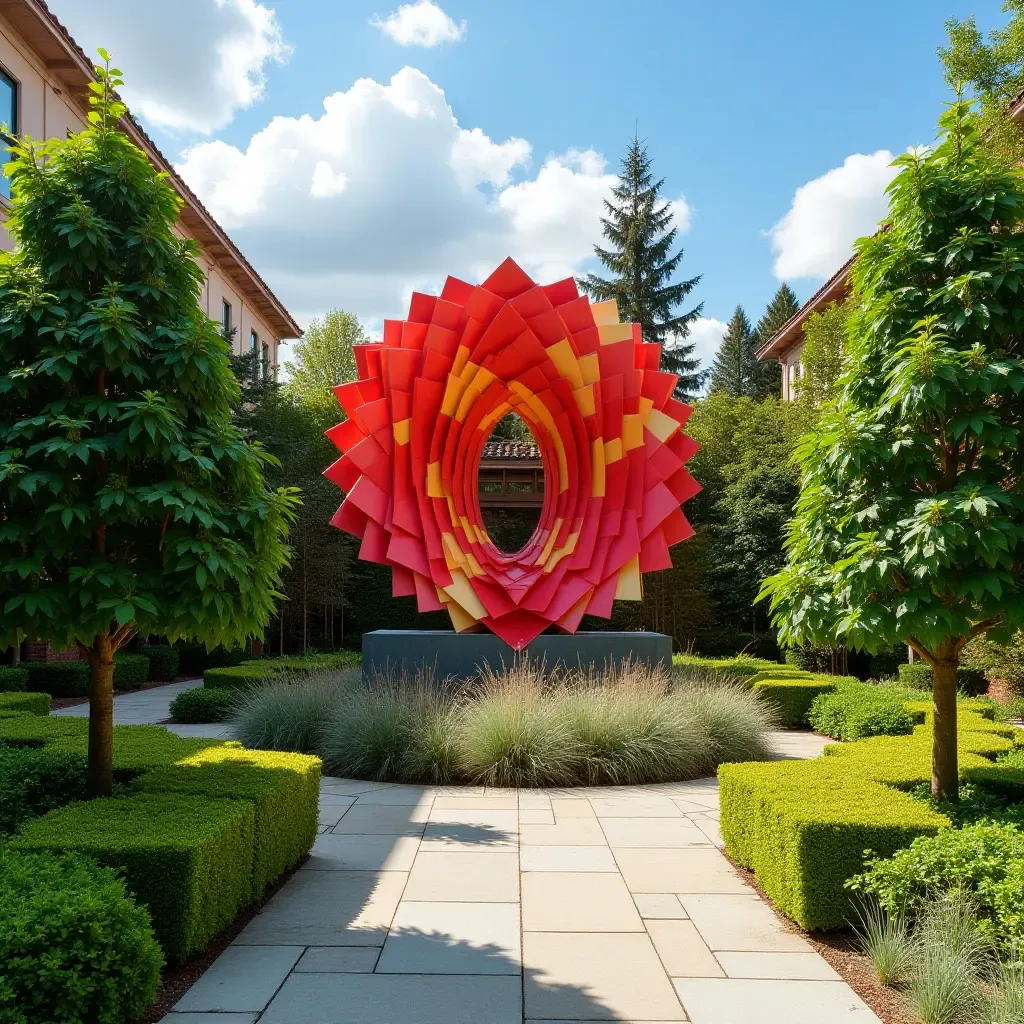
[{"left": 478, "top": 412, "right": 545, "bottom": 554}]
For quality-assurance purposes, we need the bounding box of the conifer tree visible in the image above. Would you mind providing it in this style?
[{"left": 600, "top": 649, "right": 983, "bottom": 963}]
[
  {"left": 750, "top": 283, "right": 801, "bottom": 400},
  {"left": 709, "top": 306, "right": 756, "bottom": 397},
  {"left": 581, "top": 137, "right": 704, "bottom": 399}
]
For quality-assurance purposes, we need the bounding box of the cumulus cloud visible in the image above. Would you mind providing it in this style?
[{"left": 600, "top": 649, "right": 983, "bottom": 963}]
[
  {"left": 47, "top": 0, "right": 290, "bottom": 135},
  {"left": 176, "top": 67, "right": 620, "bottom": 325},
  {"left": 769, "top": 151, "right": 900, "bottom": 280},
  {"left": 372, "top": 1, "right": 467, "bottom": 47},
  {"left": 686, "top": 317, "right": 727, "bottom": 384}
]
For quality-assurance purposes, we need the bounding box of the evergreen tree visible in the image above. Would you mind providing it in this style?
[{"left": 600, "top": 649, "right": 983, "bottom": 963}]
[
  {"left": 581, "top": 137, "right": 704, "bottom": 399},
  {"left": 0, "top": 58, "right": 297, "bottom": 795},
  {"left": 709, "top": 306, "right": 756, "bottom": 397},
  {"left": 750, "top": 283, "right": 801, "bottom": 400}
]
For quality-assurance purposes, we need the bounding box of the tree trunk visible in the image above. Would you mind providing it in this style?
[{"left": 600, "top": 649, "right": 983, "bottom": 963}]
[
  {"left": 87, "top": 632, "right": 115, "bottom": 798},
  {"left": 932, "top": 641, "right": 960, "bottom": 801}
]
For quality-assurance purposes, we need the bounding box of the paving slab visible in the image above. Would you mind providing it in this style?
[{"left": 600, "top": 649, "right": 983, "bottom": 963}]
[
  {"left": 522, "top": 873, "right": 643, "bottom": 932},
  {"left": 600, "top": 817, "right": 709, "bottom": 849},
  {"left": 294, "top": 946, "right": 380, "bottom": 972},
  {"left": 550, "top": 797, "right": 597, "bottom": 818},
  {"left": 521, "top": 844, "right": 618, "bottom": 872},
  {"left": 673, "top": 978, "right": 880, "bottom": 1023},
  {"left": 426, "top": 807, "right": 520, "bottom": 832},
  {"left": 715, "top": 952, "right": 840, "bottom": 980},
  {"left": 633, "top": 893, "right": 689, "bottom": 919},
  {"left": 173, "top": 945, "right": 303, "bottom": 1012},
  {"left": 520, "top": 819, "right": 608, "bottom": 846},
  {"left": 377, "top": 901, "right": 521, "bottom": 974},
  {"left": 402, "top": 849, "right": 520, "bottom": 902},
  {"left": 645, "top": 920, "right": 723, "bottom": 978},
  {"left": 349, "top": 786, "right": 433, "bottom": 806},
  {"left": 433, "top": 794, "right": 519, "bottom": 809},
  {"left": 261, "top": 973, "right": 522, "bottom": 1024},
  {"left": 520, "top": 809, "right": 557, "bottom": 824},
  {"left": 614, "top": 848, "right": 748, "bottom": 895},
  {"left": 678, "top": 895, "right": 812, "bottom": 952},
  {"left": 235, "top": 870, "right": 407, "bottom": 946},
  {"left": 330, "top": 804, "right": 428, "bottom": 835},
  {"left": 303, "top": 834, "right": 420, "bottom": 871},
  {"left": 524, "top": 932, "right": 686, "bottom": 1021},
  {"left": 590, "top": 796, "right": 683, "bottom": 818}
]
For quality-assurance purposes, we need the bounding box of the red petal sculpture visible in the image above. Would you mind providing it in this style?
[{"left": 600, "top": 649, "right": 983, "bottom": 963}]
[{"left": 326, "top": 258, "right": 700, "bottom": 650}]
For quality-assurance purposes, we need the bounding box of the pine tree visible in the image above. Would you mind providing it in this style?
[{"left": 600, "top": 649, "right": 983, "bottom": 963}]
[
  {"left": 750, "top": 283, "right": 800, "bottom": 400},
  {"left": 581, "top": 137, "right": 704, "bottom": 399},
  {"left": 709, "top": 306, "right": 756, "bottom": 397}
]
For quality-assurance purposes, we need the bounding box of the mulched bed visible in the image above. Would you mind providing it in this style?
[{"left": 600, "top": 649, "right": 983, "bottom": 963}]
[
  {"left": 136, "top": 855, "right": 307, "bottom": 1023},
  {"left": 49, "top": 677, "right": 201, "bottom": 711}
]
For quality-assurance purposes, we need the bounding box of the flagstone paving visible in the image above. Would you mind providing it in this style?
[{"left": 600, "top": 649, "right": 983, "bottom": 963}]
[{"left": 161, "top": 753, "right": 879, "bottom": 1023}]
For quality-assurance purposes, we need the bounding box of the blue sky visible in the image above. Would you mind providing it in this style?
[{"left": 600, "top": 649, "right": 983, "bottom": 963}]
[{"left": 52, "top": 0, "right": 1008, "bottom": 370}]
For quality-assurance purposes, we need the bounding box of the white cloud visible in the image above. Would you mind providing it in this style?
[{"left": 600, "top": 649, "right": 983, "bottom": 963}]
[
  {"left": 47, "top": 0, "right": 290, "bottom": 135},
  {"left": 668, "top": 196, "right": 692, "bottom": 235},
  {"left": 372, "top": 1, "right": 467, "bottom": 47},
  {"left": 686, "top": 317, "right": 727, "bottom": 384},
  {"left": 769, "top": 151, "right": 900, "bottom": 280},
  {"left": 176, "top": 67, "right": 620, "bottom": 325}
]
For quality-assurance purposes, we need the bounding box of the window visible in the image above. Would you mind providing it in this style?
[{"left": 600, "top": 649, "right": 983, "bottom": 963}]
[
  {"left": 0, "top": 68, "right": 18, "bottom": 201},
  {"left": 250, "top": 329, "right": 258, "bottom": 352},
  {"left": 261, "top": 341, "right": 270, "bottom": 380},
  {"left": 221, "top": 300, "right": 232, "bottom": 341}
]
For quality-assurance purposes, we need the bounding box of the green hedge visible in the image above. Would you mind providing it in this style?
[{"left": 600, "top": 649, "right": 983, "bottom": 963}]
[
  {"left": 749, "top": 667, "right": 816, "bottom": 683},
  {"left": 898, "top": 661, "right": 989, "bottom": 696},
  {"left": 0, "top": 849, "right": 162, "bottom": 1024},
  {"left": 12, "top": 793, "right": 255, "bottom": 962},
  {"left": 0, "top": 691, "right": 50, "bottom": 716},
  {"left": 114, "top": 653, "right": 150, "bottom": 692},
  {"left": 752, "top": 678, "right": 837, "bottom": 727},
  {"left": 170, "top": 685, "right": 236, "bottom": 723},
  {"left": 138, "top": 745, "right": 320, "bottom": 898},
  {"left": 672, "top": 654, "right": 778, "bottom": 680},
  {"left": 140, "top": 643, "right": 180, "bottom": 682},
  {"left": 176, "top": 643, "right": 247, "bottom": 677},
  {"left": 0, "top": 745, "right": 88, "bottom": 833},
  {"left": 0, "top": 666, "right": 28, "bottom": 691},
  {"left": 25, "top": 661, "right": 89, "bottom": 697},
  {"left": 808, "top": 685, "right": 920, "bottom": 741},
  {"left": 204, "top": 652, "right": 360, "bottom": 690},
  {"left": 719, "top": 709, "right": 1018, "bottom": 930}
]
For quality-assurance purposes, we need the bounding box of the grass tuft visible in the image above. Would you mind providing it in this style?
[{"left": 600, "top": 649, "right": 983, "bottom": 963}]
[{"left": 853, "top": 899, "right": 914, "bottom": 987}]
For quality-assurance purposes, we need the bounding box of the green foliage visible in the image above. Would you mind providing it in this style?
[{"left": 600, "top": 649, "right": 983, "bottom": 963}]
[
  {"left": 0, "top": 61, "right": 298, "bottom": 653},
  {"left": 0, "top": 745, "right": 87, "bottom": 833},
  {"left": 580, "top": 137, "right": 703, "bottom": 398},
  {"left": 137, "top": 744, "right": 319, "bottom": 900},
  {"left": 673, "top": 653, "right": 777, "bottom": 679},
  {"left": 851, "top": 822, "right": 1024, "bottom": 952},
  {"left": 12, "top": 792, "right": 255, "bottom": 962},
  {"left": 0, "top": 666, "right": 27, "bottom": 691},
  {"left": 0, "top": 848, "right": 162, "bottom": 1024},
  {"left": 205, "top": 652, "right": 359, "bottom": 690},
  {"left": 719, "top": 708, "right": 1017, "bottom": 929},
  {"left": 899, "top": 662, "right": 989, "bottom": 696},
  {"left": 853, "top": 900, "right": 914, "bottom": 986},
  {"left": 169, "top": 685, "right": 235, "bottom": 723},
  {"left": 796, "top": 300, "right": 849, "bottom": 407},
  {"left": 963, "top": 629, "right": 1024, "bottom": 692},
  {"left": 113, "top": 652, "right": 148, "bottom": 691},
  {"left": 140, "top": 643, "right": 179, "bottom": 682},
  {"left": 752, "top": 677, "right": 836, "bottom": 727},
  {"left": 175, "top": 642, "right": 245, "bottom": 677},
  {"left": 24, "top": 660, "right": 88, "bottom": 697},
  {"left": 709, "top": 305, "right": 758, "bottom": 397},
  {"left": 283, "top": 308, "right": 364, "bottom": 417},
  {"left": 749, "top": 283, "right": 800, "bottom": 400},
  {"left": 0, "top": 690, "right": 49, "bottom": 715},
  {"left": 808, "top": 685, "right": 918, "bottom": 740}
]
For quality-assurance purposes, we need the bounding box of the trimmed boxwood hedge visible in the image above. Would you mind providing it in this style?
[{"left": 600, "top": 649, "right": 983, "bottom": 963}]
[
  {"left": 808, "top": 685, "right": 921, "bottom": 741},
  {"left": 141, "top": 643, "right": 180, "bottom": 682},
  {"left": 169, "top": 685, "right": 235, "bottom": 723},
  {"left": 719, "top": 708, "right": 1020, "bottom": 930},
  {"left": 12, "top": 792, "right": 255, "bottom": 961},
  {"left": 137, "top": 745, "right": 320, "bottom": 898},
  {"left": 114, "top": 653, "right": 150, "bottom": 692},
  {"left": 0, "top": 691, "right": 50, "bottom": 716},
  {"left": 0, "top": 849, "right": 163, "bottom": 1024},
  {"left": 25, "top": 660, "right": 89, "bottom": 697},
  {"left": 204, "top": 652, "right": 361, "bottom": 690},
  {"left": 898, "top": 661, "right": 989, "bottom": 696},
  {"left": 0, "top": 666, "right": 28, "bottom": 691},
  {"left": 752, "top": 678, "right": 837, "bottom": 727},
  {"left": 672, "top": 654, "right": 778, "bottom": 679},
  {"left": 0, "top": 745, "right": 88, "bottom": 833}
]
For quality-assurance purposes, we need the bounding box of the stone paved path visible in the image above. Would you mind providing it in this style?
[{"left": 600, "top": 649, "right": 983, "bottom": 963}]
[{"left": 161, "top": 763, "right": 879, "bottom": 1024}]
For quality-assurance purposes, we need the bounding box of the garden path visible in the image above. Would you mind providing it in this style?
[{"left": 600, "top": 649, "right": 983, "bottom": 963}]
[{"left": 161, "top": 746, "right": 878, "bottom": 1024}]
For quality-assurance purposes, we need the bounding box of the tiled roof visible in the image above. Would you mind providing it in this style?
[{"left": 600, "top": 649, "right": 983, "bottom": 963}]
[{"left": 482, "top": 441, "right": 541, "bottom": 461}]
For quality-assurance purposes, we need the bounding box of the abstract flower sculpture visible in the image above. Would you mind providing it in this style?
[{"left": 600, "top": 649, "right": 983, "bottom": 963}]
[{"left": 325, "top": 258, "right": 700, "bottom": 650}]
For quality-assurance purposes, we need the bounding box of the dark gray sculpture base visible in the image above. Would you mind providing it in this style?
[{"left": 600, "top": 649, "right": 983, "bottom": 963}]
[{"left": 362, "top": 630, "right": 672, "bottom": 681}]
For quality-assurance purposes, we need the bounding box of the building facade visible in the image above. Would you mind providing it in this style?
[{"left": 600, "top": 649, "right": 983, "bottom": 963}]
[{"left": 0, "top": 0, "right": 299, "bottom": 370}]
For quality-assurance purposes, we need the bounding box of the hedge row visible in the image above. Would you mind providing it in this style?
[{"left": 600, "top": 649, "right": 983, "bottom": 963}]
[
  {"left": 719, "top": 708, "right": 1022, "bottom": 931},
  {"left": 169, "top": 686, "right": 236, "bottom": 723},
  {"left": 0, "top": 717, "right": 320, "bottom": 961},
  {"left": 672, "top": 653, "right": 779, "bottom": 679},
  {"left": 0, "top": 666, "right": 28, "bottom": 691},
  {"left": 897, "top": 661, "right": 988, "bottom": 696},
  {"left": 204, "top": 651, "right": 360, "bottom": 690},
  {"left": 0, "top": 691, "right": 51, "bottom": 717}
]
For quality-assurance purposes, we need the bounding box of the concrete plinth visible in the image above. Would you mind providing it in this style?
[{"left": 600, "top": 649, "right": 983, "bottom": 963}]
[{"left": 361, "top": 630, "right": 672, "bottom": 681}]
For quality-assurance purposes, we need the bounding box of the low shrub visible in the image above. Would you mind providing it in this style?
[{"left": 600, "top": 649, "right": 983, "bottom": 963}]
[
  {"left": 137, "top": 744, "right": 320, "bottom": 898},
  {"left": 140, "top": 643, "right": 179, "bottom": 682},
  {"left": 113, "top": 653, "right": 149, "bottom": 692},
  {"left": 0, "top": 690, "right": 50, "bottom": 716},
  {"left": 0, "top": 745, "right": 88, "bottom": 833},
  {"left": 0, "top": 849, "right": 163, "bottom": 1024},
  {"left": 898, "top": 662, "right": 989, "bottom": 696},
  {"left": 170, "top": 685, "right": 236, "bottom": 723},
  {"left": 206, "top": 652, "right": 360, "bottom": 690},
  {"left": 12, "top": 792, "right": 255, "bottom": 961},
  {"left": 719, "top": 708, "right": 1018, "bottom": 930},
  {"left": 672, "top": 653, "right": 776, "bottom": 680},
  {"left": 808, "top": 685, "right": 919, "bottom": 741},
  {"left": 24, "top": 660, "right": 89, "bottom": 697},
  {"left": 0, "top": 666, "right": 28, "bottom": 691},
  {"left": 751, "top": 678, "right": 836, "bottom": 727},
  {"left": 748, "top": 667, "right": 816, "bottom": 683}
]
